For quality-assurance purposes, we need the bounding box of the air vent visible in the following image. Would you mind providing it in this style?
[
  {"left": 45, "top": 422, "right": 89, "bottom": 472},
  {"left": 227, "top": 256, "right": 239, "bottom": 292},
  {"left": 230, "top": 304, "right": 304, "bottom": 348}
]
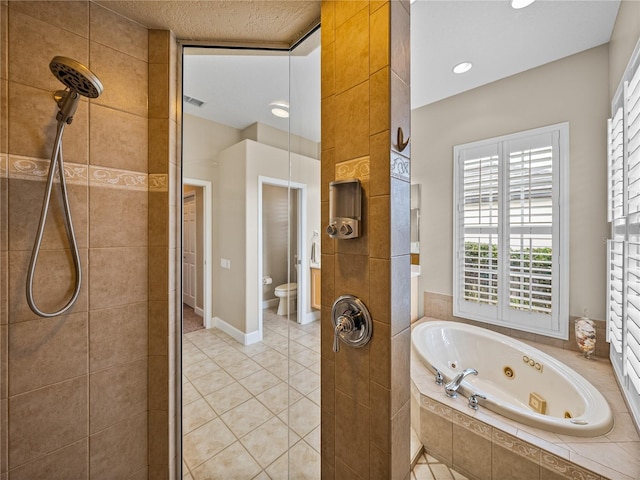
[{"left": 183, "top": 95, "right": 206, "bottom": 108}]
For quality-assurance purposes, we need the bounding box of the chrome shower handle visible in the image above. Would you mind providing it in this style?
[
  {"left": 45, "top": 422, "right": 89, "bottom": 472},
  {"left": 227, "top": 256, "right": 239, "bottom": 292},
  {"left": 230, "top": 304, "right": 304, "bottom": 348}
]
[
  {"left": 468, "top": 393, "right": 486, "bottom": 410},
  {"left": 331, "top": 295, "right": 372, "bottom": 353}
]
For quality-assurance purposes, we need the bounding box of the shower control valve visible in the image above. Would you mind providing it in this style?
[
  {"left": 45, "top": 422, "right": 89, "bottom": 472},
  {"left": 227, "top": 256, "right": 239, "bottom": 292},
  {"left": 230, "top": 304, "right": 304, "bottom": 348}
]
[
  {"left": 331, "top": 295, "right": 373, "bottom": 353},
  {"left": 326, "top": 224, "right": 338, "bottom": 236}
]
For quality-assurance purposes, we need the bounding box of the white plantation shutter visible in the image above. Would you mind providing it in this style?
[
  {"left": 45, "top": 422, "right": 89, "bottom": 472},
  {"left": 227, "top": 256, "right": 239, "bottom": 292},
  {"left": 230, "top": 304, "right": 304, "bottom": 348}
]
[
  {"left": 608, "top": 240, "right": 624, "bottom": 354},
  {"left": 454, "top": 124, "right": 568, "bottom": 338}
]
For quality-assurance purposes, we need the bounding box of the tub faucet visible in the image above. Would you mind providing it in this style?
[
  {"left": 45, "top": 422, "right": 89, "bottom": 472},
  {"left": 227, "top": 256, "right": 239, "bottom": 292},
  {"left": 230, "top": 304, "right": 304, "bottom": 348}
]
[{"left": 444, "top": 368, "right": 478, "bottom": 398}]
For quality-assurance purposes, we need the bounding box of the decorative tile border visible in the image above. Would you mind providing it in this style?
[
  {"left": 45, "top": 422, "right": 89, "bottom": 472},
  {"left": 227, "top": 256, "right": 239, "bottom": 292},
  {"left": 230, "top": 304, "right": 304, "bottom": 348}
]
[
  {"left": 420, "top": 395, "right": 452, "bottom": 420},
  {"left": 391, "top": 152, "right": 410, "bottom": 181},
  {"left": 452, "top": 410, "right": 492, "bottom": 441},
  {"left": 6, "top": 154, "right": 149, "bottom": 191},
  {"left": 335, "top": 156, "right": 370, "bottom": 181},
  {"left": 149, "top": 174, "right": 168, "bottom": 192},
  {"left": 541, "top": 452, "right": 600, "bottom": 480},
  {"left": 493, "top": 430, "right": 540, "bottom": 462}
]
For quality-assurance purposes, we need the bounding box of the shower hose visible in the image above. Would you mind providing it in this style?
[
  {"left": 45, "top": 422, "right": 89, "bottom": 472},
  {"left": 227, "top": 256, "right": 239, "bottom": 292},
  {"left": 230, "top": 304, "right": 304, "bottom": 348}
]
[{"left": 26, "top": 119, "right": 82, "bottom": 317}]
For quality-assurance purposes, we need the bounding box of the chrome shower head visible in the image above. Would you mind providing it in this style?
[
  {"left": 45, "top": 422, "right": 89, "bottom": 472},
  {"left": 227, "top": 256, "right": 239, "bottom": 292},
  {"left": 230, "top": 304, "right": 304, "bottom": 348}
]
[{"left": 49, "top": 56, "right": 103, "bottom": 98}]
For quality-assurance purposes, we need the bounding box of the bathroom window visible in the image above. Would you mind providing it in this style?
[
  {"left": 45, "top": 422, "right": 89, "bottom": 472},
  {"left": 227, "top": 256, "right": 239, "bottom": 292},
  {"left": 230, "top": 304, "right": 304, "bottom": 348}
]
[{"left": 453, "top": 123, "right": 569, "bottom": 339}]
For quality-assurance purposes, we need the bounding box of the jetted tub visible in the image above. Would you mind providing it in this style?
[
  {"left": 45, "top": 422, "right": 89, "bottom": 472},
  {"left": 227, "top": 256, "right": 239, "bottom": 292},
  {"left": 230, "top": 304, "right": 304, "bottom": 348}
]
[{"left": 412, "top": 321, "right": 614, "bottom": 437}]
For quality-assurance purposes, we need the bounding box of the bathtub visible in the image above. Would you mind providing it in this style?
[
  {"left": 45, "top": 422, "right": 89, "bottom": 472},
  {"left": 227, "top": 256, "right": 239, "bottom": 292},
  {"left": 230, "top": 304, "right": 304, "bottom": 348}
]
[{"left": 412, "top": 320, "right": 614, "bottom": 437}]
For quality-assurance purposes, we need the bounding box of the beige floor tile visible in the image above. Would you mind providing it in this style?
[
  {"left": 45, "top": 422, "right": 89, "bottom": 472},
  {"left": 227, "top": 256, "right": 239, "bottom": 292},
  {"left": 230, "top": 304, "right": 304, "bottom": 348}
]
[
  {"left": 430, "top": 464, "right": 454, "bottom": 480},
  {"left": 240, "top": 416, "right": 289, "bottom": 468},
  {"left": 265, "top": 452, "right": 288, "bottom": 480},
  {"left": 192, "top": 441, "right": 261, "bottom": 480},
  {"left": 183, "top": 418, "right": 236, "bottom": 470},
  {"left": 183, "top": 398, "right": 217, "bottom": 434},
  {"left": 182, "top": 381, "right": 202, "bottom": 405},
  {"left": 204, "top": 381, "right": 253, "bottom": 415},
  {"left": 290, "top": 348, "right": 320, "bottom": 367},
  {"left": 252, "top": 349, "right": 287, "bottom": 368},
  {"left": 232, "top": 341, "right": 272, "bottom": 357},
  {"left": 288, "top": 440, "right": 320, "bottom": 480},
  {"left": 254, "top": 382, "right": 301, "bottom": 414},
  {"left": 289, "top": 368, "right": 320, "bottom": 396},
  {"left": 190, "top": 369, "right": 235, "bottom": 396},
  {"left": 451, "top": 470, "right": 468, "bottom": 480},
  {"left": 304, "top": 426, "right": 320, "bottom": 453},
  {"left": 183, "top": 359, "right": 221, "bottom": 381},
  {"left": 252, "top": 472, "right": 270, "bottom": 480},
  {"left": 288, "top": 397, "right": 320, "bottom": 437},
  {"left": 222, "top": 357, "right": 263, "bottom": 380},
  {"left": 239, "top": 369, "right": 281, "bottom": 395},
  {"left": 183, "top": 349, "right": 208, "bottom": 367},
  {"left": 307, "top": 361, "right": 321, "bottom": 374},
  {"left": 413, "top": 464, "right": 435, "bottom": 480},
  {"left": 220, "top": 398, "right": 273, "bottom": 438},
  {"left": 211, "top": 348, "right": 250, "bottom": 369},
  {"left": 307, "top": 387, "right": 321, "bottom": 406}
]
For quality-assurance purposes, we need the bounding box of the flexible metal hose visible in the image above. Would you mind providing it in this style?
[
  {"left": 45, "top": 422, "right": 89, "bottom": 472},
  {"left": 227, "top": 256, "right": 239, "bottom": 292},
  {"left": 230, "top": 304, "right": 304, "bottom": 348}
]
[{"left": 26, "top": 120, "right": 82, "bottom": 317}]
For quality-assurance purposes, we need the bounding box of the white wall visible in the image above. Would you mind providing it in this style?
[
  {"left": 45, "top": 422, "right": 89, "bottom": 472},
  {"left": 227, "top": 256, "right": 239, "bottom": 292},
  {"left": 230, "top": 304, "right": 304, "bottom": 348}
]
[
  {"left": 411, "top": 45, "right": 610, "bottom": 322},
  {"left": 215, "top": 139, "right": 321, "bottom": 336}
]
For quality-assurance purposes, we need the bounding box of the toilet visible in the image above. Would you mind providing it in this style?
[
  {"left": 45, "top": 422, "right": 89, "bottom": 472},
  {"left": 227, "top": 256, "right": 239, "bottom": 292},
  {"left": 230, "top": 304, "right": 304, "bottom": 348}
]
[{"left": 274, "top": 283, "right": 297, "bottom": 316}]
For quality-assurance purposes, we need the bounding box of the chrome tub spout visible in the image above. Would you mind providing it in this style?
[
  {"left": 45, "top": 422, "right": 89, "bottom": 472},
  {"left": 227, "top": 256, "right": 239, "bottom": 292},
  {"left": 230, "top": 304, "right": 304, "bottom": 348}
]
[{"left": 444, "top": 368, "right": 478, "bottom": 398}]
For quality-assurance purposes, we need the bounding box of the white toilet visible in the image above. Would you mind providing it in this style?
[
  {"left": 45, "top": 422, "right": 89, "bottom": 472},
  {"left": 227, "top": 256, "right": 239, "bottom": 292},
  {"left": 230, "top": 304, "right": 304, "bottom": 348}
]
[{"left": 274, "top": 283, "right": 297, "bottom": 316}]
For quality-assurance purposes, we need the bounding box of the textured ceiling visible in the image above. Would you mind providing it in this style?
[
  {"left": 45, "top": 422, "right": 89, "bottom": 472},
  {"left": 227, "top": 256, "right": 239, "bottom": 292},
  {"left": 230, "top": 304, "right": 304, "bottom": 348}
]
[{"left": 96, "top": 0, "right": 321, "bottom": 46}]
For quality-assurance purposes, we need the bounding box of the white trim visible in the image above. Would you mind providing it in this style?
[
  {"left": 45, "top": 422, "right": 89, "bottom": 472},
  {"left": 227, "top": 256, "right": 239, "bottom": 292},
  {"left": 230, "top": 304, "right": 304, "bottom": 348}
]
[
  {"left": 184, "top": 177, "right": 213, "bottom": 329},
  {"left": 194, "top": 306, "right": 203, "bottom": 317},
  {"left": 213, "top": 316, "right": 261, "bottom": 345},
  {"left": 302, "top": 310, "right": 321, "bottom": 325},
  {"left": 262, "top": 298, "right": 279, "bottom": 309},
  {"left": 453, "top": 123, "right": 569, "bottom": 340}
]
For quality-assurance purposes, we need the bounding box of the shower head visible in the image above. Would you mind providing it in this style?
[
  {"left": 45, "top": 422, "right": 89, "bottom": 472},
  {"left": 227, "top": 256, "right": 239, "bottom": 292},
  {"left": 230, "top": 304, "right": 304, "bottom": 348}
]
[{"left": 49, "top": 56, "right": 103, "bottom": 98}]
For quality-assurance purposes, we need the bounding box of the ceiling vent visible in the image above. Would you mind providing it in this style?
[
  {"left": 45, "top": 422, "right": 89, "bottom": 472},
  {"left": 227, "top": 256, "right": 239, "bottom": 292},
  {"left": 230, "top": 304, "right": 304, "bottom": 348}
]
[{"left": 183, "top": 95, "right": 206, "bottom": 108}]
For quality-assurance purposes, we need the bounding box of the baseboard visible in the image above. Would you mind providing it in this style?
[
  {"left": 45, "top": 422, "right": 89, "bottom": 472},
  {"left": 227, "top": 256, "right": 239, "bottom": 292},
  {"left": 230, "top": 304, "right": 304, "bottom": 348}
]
[
  {"left": 300, "top": 310, "right": 320, "bottom": 325},
  {"left": 194, "top": 307, "right": 203, "bottom": 317},
  {"left": 262, "top": 298, "right": 279, "bottom": 309},
  {"left": 212, "top": 316, "right": 262, "bottom": 345}
]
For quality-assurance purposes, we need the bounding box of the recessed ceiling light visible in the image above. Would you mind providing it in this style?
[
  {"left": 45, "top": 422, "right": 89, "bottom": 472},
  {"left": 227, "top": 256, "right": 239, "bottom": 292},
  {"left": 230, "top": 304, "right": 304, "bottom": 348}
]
[
  {"left": 270, "top": 101, "right": 289, "bottom": 118},
  {"left": 452, "top": 62, "right": 473, "bottom": 74},
  {"left": 511, "top": 0, "right": 535, "bottom": 9}
]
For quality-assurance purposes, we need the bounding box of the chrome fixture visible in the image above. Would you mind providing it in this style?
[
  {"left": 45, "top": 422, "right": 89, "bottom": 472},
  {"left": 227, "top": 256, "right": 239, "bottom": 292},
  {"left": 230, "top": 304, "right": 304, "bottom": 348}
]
[
  {"left": 331, "top": 295, "right": 372, "bottom": 352},
  {"left": 468, "top": 393, "right": 486, "bottom": 410},
  {"left": 326, "top": 179, "right": 362, "bottom": 239},
  {"left": 432, "top": 365, "right": 444, "bottom": 386},
  {"left": 444, "top": 368, "right": 478, "bottom": 398},
  {"left": 26, "top": 57, "right": 103, "bottom": 318}
]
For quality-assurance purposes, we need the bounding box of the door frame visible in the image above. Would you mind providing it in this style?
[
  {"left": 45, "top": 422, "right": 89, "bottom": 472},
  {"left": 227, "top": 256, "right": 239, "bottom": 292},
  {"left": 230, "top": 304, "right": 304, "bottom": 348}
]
[
  {"left": 182, "top": 191, "right": 197, "bottom": 309},
  {"left": 258, "top": 176, "right": 308, "bottom": 337},
  {"left": 183, "top": 178, "right": 213, "bottom": 328}
]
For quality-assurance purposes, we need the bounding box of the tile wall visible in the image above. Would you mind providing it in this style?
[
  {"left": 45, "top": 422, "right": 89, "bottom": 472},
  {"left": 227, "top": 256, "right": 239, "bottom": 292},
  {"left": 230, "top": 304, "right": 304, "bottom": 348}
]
[
  {"left": 320, "top": 1, "right": 412, "bottom": 478},
  {"left": 1, "top": 2, "right": 151, "bottom": 478}
]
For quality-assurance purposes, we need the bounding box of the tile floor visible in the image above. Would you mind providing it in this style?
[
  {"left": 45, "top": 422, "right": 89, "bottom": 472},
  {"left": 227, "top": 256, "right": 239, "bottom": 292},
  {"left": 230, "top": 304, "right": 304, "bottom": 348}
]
[
  {"left": 182, "top": 307, "right": 465, "bottom": 479},
  {"left": 182, "top": 307, "right": 321, "bottom": 479}
]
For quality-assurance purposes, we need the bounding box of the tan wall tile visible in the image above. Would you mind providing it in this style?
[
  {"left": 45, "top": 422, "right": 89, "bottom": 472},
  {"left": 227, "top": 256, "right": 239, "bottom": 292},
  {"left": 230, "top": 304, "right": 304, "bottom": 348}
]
[
  {"left": 335, "top": 1, "right": 369, "bottom": 27},
  {"left": 335, "top": 7, "right": 369, "bottom": 94},
  {"left": 370, "top": 67, "right": 390, "bottom": 135},
  {"left": 149, "top": 118, "right": 170, "bottom": 175},
  {"left": 390, "top": 1, "right": 410, "bottom": 85},
  {"left": 88, "top": 247, "right": 147, "bottom": 310},
  {"left": 148, "top": 30, "right": 170, "bottom": 65},
  {"left": 370, "top": 444, "right": 390, "bottom": 477},
  {"left": 0, "top": 251, "right": 6, "bottom": 326},
  {"left": 452, "top": 423, "right": 492, "bottom": 480},
  {"left": 320, "top": 148, "right": 335, "bottom": 203},
  {"left": 89, "top": 412, "right": 147, "bottom": 480},
  {"left": 370, "top": 381, "right": 390, "bottom": 452},
  {"left": 90, "top": 42, "right": 147, "bottom": 117},
  {"left": 335, "top": 253, "right": 369, "bottom": 304},
  {"left": 369, "top": 258, "right": 390, "bottom": 321},
  {"left": 370, "top": 3, "right": 390, "bottom": 74},
  {"left": 369, "top": 321, "right": 390, "bottom": 388},
  {"left": 1, "top": 398, "right": 6, "bottom": 474},
  {"left": 335, "top": 82, "right": 370, "bottom": 161},
  {"left": 321, "top": 95, "right": 336, "bottom": 152},
  {"left": 89, "top": 187, "right": 148, "bottom": 248},
  {"left": 492, "top": 444, "right": 540, "bottom": 480},
  {"left": 89, "top": 104, "right": 148, "bottom": 172},
  {"left": 149, "top": 354, "right": 168, "bottom": 411},
  {"left": 321, "top": 41, "right": 335, "bottom": 99},
  {"left": 8, "top": 9, "right": 88, "bottom": 93},
  {"left": 148, "top": 409, "right": 169, "bottom": 468},
  {"left": 89, "top": 302, "right": 147, "bottom": 372},
  {"left": 420, "top": 405, "right": 452, "bottom": 465},
  {"left": 320, "top": 202, "right": 334, "bottom": 255},
  {"left": 8, "top": 312, "right": 87, "bottom": 395},
  {"left": 148, "top": 300, "right": 168, "bottom": 356},
  {"left": 335, "top": 390, "right": 370, "bottom": 478},
  {"left": 8, "top": 439, "right": 88, "bottom": 480},
  {"left": 369, "top": 195, "right": 390, "bottom": 259},
  {"left": 9, "top": 82, "right": 89, "bottom": 162},
  {"left": 0, "top": 325, "right": 6, "bottom": 399},
  {"left": 369, "top": 131, "right": 390, "bottom": 197},
  {"left": 89, "top": 3, "right": 147, "bottom": 61},
  {"left": 8, "top": 1, "right": 88, "bottom": 38},
  {"left": 320, "top": 255, "right": 335, "bottom": 308},
  {"left": 89, "top": 358, "right": 147, "bottom": 434},
  {"left": 1, "top": 3, "right": 8, "bottom": 81},
  {"left": 149, "top": 192, "right": 169, "bottom": 248},
  {"left": 390, "top": 400, "right": 410, "bottom": 480},
  {"left": 148, "top": 246, "right": 168, "bottom": 301},
  {"left": 149, "top": 62, "right": 169, "bottom": 119},
  {"left": 9, "top": 249, "right": 88, "bottom": 324},
  {"left": 391, "top": 254, "right": 411, "bottom": 335},
  {"left": 9, "top": 179, "right": 88, "bottom": 251},
  {"left": 1, "top": 80, "right": 7, "bottom": 153},
  {"left": 8, "top": 376, "right": 87, "bottom": 468},
  {"left": 335, "top": 339, "right": 370, "bottom": 406},
  {"left": 390, "top": 327, "right": 410, "bottom": 414}
]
